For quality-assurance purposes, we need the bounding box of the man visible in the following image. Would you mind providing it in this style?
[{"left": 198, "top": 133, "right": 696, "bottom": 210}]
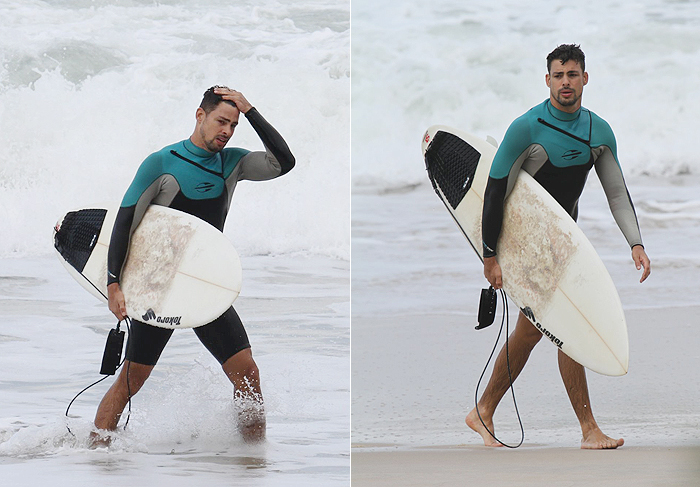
[
  {"left": 464, "top": 45, "right": 650, "bottom": 449},
  {"left": 92, "top": 86, "right": 295, "bottom": 444}
]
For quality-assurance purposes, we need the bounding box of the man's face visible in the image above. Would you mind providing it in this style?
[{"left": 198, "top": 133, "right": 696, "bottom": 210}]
[
  {"left": 546, "top": 60, "right": 588, "bottom": 113},
  {"left": 196, "top": 102, "right": 240, "bottom": 153}
]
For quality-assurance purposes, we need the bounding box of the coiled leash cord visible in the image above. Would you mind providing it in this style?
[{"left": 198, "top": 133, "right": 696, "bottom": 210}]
[
  {"left": 65, "top": 318, "right": 133, "bottom": 437},
  {"left": 474, "top": 287, "right": 524, "bottom": 448}
]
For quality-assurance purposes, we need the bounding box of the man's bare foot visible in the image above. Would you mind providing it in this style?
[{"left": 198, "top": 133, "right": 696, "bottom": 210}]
[
  {"left": 237, "top": 406, "right": 266, "bottom": 444},
  {"left": 465, "top": 408, "right": 502, "bottom": 447},
  {"left": 581, "top": 428, "right": 624, "bottom": 449},
  {"left": 88, "top": 430, "right": 111, "bottom": 449},
  {"left": 239, "top": 421, "right": 266, "bottom": 444}
]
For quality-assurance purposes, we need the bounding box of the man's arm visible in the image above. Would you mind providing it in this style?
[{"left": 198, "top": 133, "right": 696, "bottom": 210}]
[
  {"left": 595, "top": 154, "right": 650, "bottom": 282},
  {"left": 593, "top": 148, "right": 643, "bottom": 249},
  {"left": 482, "top": 177, "right": 508, "bottom": 289},
  {"left": 235, "top": 108, "right": 295, "bottom": 180},
  {"left": 590, "top": 115, "right": 650, "bottom": 282},
  {"left": 599, "top": 158, "right": 652, "bottom": 282},
  {"left": 632, "top": 245, "right": 651, "bottom": 283},
  {"left": 214, "top": 88, "right": 295, "bottom": 180},
  {"left": 482, "top": 177, "right": 508, "bottom": 259},
  {"left": 214, "top": 88, "right": 296, "bottom": 181},
  {"left": 106, "top": 155, "right": 163, "bottom": 320},
  {"left": 481, "top": 117, "right": 532, "bottom": 287},
  {"left": 107, "top": 207, "right": 136, "bottom": 320}
]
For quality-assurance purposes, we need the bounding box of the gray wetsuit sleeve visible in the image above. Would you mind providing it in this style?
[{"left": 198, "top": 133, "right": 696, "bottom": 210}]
[
  {"left": 237, "top": 107, "right": 295, "bottom": 181},
  {"left": 593, "top": 146, "right": 643, "bottom": 248},
  {"left": 482, "top": 115, "right": 535, "bottom": 257}
]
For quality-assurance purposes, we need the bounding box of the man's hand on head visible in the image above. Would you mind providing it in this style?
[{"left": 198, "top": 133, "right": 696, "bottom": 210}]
[{"left": 214, "top": 87, "right": 253, "bottom": 114}]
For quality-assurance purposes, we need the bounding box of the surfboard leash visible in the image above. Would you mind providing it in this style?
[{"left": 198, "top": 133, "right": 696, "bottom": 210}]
[
  {"left": 65, "top": 317, "right": 133, "bottom": 438},
  {"left": 474, "top": 288, "right": 525, "bottom": 448}
]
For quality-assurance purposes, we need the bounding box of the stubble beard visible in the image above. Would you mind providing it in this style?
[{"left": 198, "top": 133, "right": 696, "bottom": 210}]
[
  {"left": 205, "top": 139, "right": 223, "bottom": 153},
  {"left": 555, "top": 89, "right": 581, "bottom": 108},
  {"left": 200, "top": 126, "right": 225, "bottom": 153}
]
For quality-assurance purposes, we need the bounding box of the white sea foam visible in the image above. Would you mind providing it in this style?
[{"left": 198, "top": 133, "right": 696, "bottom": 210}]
[{"left": 0, "top": 0, "right": 350, "bottom": 259}]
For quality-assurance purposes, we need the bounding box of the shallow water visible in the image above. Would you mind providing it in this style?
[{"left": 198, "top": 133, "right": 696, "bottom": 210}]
[
  {"left": 1, "top": 1, "right": 349, "bottom": 481},
  {"left": 0, "top": 254, "right": 349, "bottom": 485}
]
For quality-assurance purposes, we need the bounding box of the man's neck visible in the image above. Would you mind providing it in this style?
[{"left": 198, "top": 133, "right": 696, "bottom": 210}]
[
  {"left": 189, "top": 134, "right": 215, "bottom": 153},
  {"left": 549, "top": 95, "right": 582, "bottom": 114}
]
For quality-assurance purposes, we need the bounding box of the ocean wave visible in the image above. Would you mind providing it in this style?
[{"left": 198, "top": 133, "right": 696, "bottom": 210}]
[{"left": 0, "top": 0, "right": 350, "bottom": 258}]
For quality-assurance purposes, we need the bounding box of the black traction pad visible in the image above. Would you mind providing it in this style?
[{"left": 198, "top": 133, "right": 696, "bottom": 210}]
[
  {"left": 425, "top": 131, "right": 482, "bottom": 210},
  {"left": 54, "top": 208, "right": 107, "bottom": 272}
]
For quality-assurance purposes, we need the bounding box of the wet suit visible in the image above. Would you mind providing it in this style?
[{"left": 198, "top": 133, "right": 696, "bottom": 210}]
[
  {"left": 482, "top": 99, "right": 643, "bottom": 258},
  {"left": 108, "top": 107, "right": 295, "bottom": 366}
]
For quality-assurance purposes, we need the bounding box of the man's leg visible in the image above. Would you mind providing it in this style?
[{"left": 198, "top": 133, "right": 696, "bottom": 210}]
[
  {"left": 194, "top": 307, "right": 265, "bottom": 443},
  {"left": 466, "top": 311, "right": 542, "bottom": 446},
  {"left": 557, "top": 350, "right": 624, "bottom": 449},
  {"left": 90, "top": 320, "right": 172, "bottom": 446},
  {"left": 222, "top": 348, "right": 265, "bottom": 443},
  {"left": 90, "top": 360, "right": 154, "bottom": 445}
]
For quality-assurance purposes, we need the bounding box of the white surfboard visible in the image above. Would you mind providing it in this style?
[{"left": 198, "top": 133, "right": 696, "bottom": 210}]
[
  {"left": 422, "top": 125, "right": 628, "bottom": 376},
  {"left": 53, "top": 204, "right": 242, "bottom": 329}
]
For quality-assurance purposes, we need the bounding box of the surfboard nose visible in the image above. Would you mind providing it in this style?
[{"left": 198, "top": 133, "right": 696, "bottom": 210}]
[{"left": 421, "top": 128, "right": 433, "bottom": 154}]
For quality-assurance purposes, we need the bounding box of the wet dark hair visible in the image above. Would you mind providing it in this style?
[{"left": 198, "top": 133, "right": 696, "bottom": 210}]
[
  {"left": 199, "top": 85, "right": 237, "bottom": 113},
  {"left": 547, "top": 44, "right": 585, "bottom": 73}
]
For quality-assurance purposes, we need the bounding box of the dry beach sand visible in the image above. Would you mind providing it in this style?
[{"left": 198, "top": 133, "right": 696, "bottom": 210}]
[{"left": 352, "top": 445, "right": 700, "bottom": 487}]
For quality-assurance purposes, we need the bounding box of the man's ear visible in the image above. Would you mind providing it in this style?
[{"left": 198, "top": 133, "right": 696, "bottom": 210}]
[
  {"left": 583, "top": 71, "right": 589, "bottom": 86},
  {"left": 195, "top": 107, "right": 206, "bottom": 123},
  {"left": 545, "top": 73, "right": 551, "bottom": 88}
]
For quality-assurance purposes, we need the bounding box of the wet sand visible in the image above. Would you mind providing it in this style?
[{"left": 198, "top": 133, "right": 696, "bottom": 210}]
[
  {"left": 352, "top": 184, "right": 700, "bottom": 469},
  {"left": 352, "top": 445, "right": 700, "bottom": 487},
  {"left": 352, "top": 304, "right": 700, "bottom": 486}
]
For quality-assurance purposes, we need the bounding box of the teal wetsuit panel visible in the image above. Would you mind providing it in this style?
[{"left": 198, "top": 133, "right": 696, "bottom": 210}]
[
  {"left": 119, "top": 139, "right": 249, "bottom": 230},
  {"left": 482, "top": 99, "right": 642, "bottom": 257},
  {"left": 490, "top": 101, "right": 603, "bottom": 179},
  {"left": 121, "top": 140, "right": 249, "bottom": 207},
  {"left": 107, "top": 107, "right": 296, "bottom": 285}
]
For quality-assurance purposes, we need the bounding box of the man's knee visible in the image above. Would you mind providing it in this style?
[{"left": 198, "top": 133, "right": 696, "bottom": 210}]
[
  {"left": 118, "top": 361, "right": 153, "bottom": 394},
  {"left": 516, "top": 313, "right": 544, "bottom": 345}
]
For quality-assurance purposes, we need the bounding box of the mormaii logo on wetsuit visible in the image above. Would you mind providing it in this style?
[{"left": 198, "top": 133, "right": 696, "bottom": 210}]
[
  {"left": 142, "top": 308, "right": 182, "bottom": 326},
  {"left": 562, "top": 149, "right": 582, "bottom": 160},
  {"left": 521, "top": 306, "right": 564, "bottom": 349},
  {"left": 195, "top": 182, "right": 216, "bottom": 193}
]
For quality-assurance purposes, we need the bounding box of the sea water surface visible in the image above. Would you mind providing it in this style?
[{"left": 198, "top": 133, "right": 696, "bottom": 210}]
[
  {"left": 0, "top": 0, "right": 349, "bottom": 485},
  {"left": 352, "top": 0, "right": 700, "bottom": 450}
]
